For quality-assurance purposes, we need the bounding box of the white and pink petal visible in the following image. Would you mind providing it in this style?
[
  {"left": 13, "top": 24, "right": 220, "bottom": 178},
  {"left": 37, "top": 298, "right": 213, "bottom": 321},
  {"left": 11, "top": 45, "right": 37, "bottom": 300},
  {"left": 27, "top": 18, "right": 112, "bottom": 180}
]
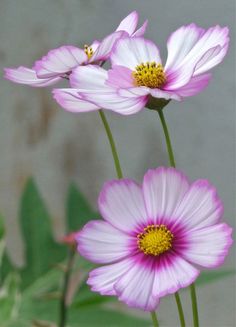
[
  {"left": 114, "top": 254, "right": 158, "bottom": 311},
  {"left": 106, "top": 65, "right": 134, "bottom": 89},
  {"left": 77, "top": 220, "right": 136, "bottom": 264},
  {"left": 182, "top": 223, "right": 233, "bottom": 268},
  {"left": 142, "top": 167, "right": 190, "bottom": 224},
  {"left": 111, "top": 37, "right": 162, "bottom": 70},
  {"left": 164, "top": 24, "right": 229, "bottom": 89},
  {"left": 87, "top": 257, "right": 135, "bottom": 296},
  {"left": 4, "top": 66, "right": 61, "bottom": 87},
  {"left": 34, "top": 46, "right": 87, "bottom": 78},
  {"left": 98, "top": 179, "right": 148, "bottom": 234},
  {"left": 70, "top": 65, "right": 147, "bottom": 115},
  {"left": 53, "top": 88, "right": 99, "bottom": 112},
  {"left": 133, "top": 20, "right": 148, "bottom": 37},
  {"left": 152, "top": 252, "right": 199, "bottom": 298},
  {"left": 89, "top": 31, "right": 125, "bottom": 63},
  {"left": 172, "top": 179, "right": 224, "bottom": 230},
  {"left": 115, "top": 11, "right": 138, "bottom": 36},
  {"left": 70, "top": 65, "right": 108, "bottom": 89},
  {"left": 116, "top": 11, "right": 148, "bottom": 37},
  {"left": 118, "top": 86, "right": 181, "bottom": 102},
  {"left": 165, "top": 24, "right": 205, "bottom": 73},
  {"left": 173, "top": 73, "right": 212, "bottom": 97}
]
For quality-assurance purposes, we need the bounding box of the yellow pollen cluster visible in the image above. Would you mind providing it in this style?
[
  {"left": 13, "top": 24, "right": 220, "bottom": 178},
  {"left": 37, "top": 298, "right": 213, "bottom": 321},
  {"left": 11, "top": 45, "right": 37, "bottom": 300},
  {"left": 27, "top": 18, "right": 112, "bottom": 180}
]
[
  {"left": 132, "top": 62, "right": 166, "bottom": 88},
  {"left": 137, "top": 225, "right": 173, "bottom": 256},
  {"left": 84, "top": 44, "right": 94, "bottom": 59}
]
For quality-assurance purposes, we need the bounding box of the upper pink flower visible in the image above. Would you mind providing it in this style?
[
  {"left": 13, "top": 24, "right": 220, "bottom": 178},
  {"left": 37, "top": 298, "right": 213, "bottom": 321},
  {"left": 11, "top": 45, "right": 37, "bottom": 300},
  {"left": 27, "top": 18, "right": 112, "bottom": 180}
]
[
  {"left": 58, "top": 24, "right": 229, "bottom": 114},
  {"left": 4, "top": 11, "right": 147, "bottom": 87},
  {"left": 77, "top": 167, "right": 233, "bottom": 311}
]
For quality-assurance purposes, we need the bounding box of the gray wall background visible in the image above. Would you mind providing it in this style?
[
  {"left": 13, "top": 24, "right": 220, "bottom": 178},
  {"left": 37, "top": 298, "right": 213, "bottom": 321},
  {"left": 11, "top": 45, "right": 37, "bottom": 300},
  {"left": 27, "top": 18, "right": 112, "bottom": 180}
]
[{"left": 0, "top": 0, "right": 235, "bottom": 326}]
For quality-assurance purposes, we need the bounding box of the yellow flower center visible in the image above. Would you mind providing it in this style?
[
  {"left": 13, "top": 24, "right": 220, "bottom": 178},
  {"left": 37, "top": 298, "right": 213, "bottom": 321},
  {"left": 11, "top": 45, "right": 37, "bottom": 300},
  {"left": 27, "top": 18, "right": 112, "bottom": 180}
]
[
  {"left": 132, "top": 62, "right": 166, "bottom": 88},
  {"left": 84, "top": 44, "right": 94, "bottom": 59},
  {"left": 137, "top": 225, "right": 173, "bottom": 256}
]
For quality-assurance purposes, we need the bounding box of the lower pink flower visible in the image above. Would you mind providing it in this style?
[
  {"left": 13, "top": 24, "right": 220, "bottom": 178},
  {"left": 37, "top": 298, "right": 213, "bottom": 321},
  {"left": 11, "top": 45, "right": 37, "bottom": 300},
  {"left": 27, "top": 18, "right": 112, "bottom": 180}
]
[{"left": 76, "top": 167, "right": 233, "bottom": 311}]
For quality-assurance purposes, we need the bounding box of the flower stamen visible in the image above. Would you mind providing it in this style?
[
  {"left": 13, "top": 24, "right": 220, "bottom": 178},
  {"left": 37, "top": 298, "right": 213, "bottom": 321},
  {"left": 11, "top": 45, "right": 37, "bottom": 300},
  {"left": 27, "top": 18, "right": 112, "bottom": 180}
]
[
  {"left": 84, "top": 44, "right": 94, "bottom": 59},
  {"left": 132, "top": 62, "right": 166, "bottom": 88},
  {"left": 137, "top": 224, "right": 173, "bottom": 256}
]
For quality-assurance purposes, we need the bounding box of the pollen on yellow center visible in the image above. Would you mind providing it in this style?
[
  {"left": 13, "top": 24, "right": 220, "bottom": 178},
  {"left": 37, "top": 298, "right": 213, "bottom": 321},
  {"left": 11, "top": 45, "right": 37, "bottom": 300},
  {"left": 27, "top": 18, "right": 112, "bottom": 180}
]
[
  {"left": 132, "top": 62, "right": 166, "bottom": 89},
  {"left": 84, "top": 44, "right": 94, "bottom": 59},
  {"left": 137, "top": 225, "right": 173, "bottom": 256}
]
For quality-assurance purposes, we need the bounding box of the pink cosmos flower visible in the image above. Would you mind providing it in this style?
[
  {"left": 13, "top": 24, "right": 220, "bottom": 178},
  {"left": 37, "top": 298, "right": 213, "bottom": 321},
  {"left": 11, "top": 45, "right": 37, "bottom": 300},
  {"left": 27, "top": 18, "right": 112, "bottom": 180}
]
[
  {"left": 4, "top": 11, "right": 147, "bottom": 88},
  {"left": 77, "top": 167, "right": 233, "bottom": 311},
  {"left": 56, "top": 24, "right": 229, "bottom": 115}
]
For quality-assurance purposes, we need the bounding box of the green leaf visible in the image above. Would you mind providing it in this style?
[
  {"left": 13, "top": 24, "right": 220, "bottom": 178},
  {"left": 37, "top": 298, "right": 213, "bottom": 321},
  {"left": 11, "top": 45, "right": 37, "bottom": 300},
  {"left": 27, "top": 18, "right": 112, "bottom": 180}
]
[
  {"left": 0, "top": 214, "right": 5, "bottom": 239},
  {"left": 66, "top": 183, "right": 99, "bottom": 232},
  {"left": 8, "top": 262, "right": 149, "bottom": 327},
  {"left": 197, "top": 269, "right": 236, "bottom": 286},
  {"left": 0, "top": 215, "right": 15, "bottom": 283},
  {"left": 68, "top": 307, "right": 149, "bottom": 327},
  {"left": 8, "top": 267, "right": 69, "bottom": 325},
  {"left": 0, "top": 215, "right": 5, "bottom": 272},
  {"left": 19, "top": 178, "right": 66, "bottom": 288},
  {"left": 72, "top": 281, "right": 115, "bottom": 308},
  {"left": 0, "top": 272, "right": 21, "bottom": 325}
]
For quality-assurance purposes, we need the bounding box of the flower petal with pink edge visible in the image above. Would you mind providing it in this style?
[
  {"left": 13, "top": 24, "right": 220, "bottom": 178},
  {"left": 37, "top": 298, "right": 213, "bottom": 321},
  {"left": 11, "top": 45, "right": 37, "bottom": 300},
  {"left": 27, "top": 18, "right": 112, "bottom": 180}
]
[
  {"left": 111, "top": 37, "right": 162, "bottom": 70},
  {"left": 115, "top": 11, "right": 139, "bottom": 35},
  {"left": 165, "top": 24, "right": 205, "bottom": 73},
  {"left": 194, "top": 43, "right": 229, "bottom": 76},
  {"left": 83, "top": 92, "right": 147, "bottom": 115},
  {"left": 115, "top": 11, "right": 148, "bottom": 37},
  {"left": 152, "top": 252, "right": 199, "bottom": 298},
  {"left": 34, "top": 46, "right": 87, "bottom": 78},
  {"left": 89, "top": 31, "right": 125, "bottom": 63},
  {"left": 70, "top": 65, "right": 108, "bottom": 89},
  {"left": 4, "top": 67, "right": 61, "bottom": 87},
  {"left": 142, "top": 167, "right": 190, "bottom": 224},
  {"left": 163, "top": 62, "right": 197, "bottom": 91},
  {"left": 114, "top": 254, "right": 158, "bottom": 311},
  {"left": 98, "top": 179, "right": 148, "bottom": 234},
  {"left": 87, "top": 257, "right": 135, "bottom": 296},
  {"left": 77, "top": 220, "right": 136, "bottom": 264},
  {"left": 118, "top": 86, "right": 181, "bottom": 101},
  {"left": 53, "top": 88, "right": 99, "bottom": 113},
  {"left": 133, "top": 20, "right": 148, "bottom": 37},
  {"left": 172, "top": 179, "right": 224, "bottom": 230},
  {"left": 182, "top": 223, "right": 233, "bottom": 268},
  {"left": 164, "top": 24, "right": 229, "bottom": 89},
  {"left": 174, "top": 73, "right": 212, "bottom": 97},
  {"left": 70, "top": 65, "right": 147, "bottom": 115},
  {"left": 106, "top": 65, "right": 134, "bottom": 88}
]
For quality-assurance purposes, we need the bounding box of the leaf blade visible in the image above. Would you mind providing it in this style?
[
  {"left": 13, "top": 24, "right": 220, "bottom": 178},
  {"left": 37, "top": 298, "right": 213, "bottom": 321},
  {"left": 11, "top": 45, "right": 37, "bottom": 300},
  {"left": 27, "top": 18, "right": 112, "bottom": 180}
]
[
  {"left": 66, "top": 183, "right": 99, "bottom": 233},
  {"left": 20, "top": 178, "right": 66, "bottom": 288}
]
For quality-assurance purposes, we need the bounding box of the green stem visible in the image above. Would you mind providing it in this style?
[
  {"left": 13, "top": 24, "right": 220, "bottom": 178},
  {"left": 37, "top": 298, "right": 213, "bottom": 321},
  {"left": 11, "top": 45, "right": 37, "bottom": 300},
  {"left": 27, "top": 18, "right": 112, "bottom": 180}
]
[
  {"left": 157, "top": 108, "right": 191, "bottom": 327},
  {"left": 157, "top": 109, "right": 176, "bottom": 167},
  {"left": 59, "top": 247, "right": 75, "bottom": 327},
  {"left": 151, "top": 311, "right": 159, "bottom": 327},
  {"left": 175, "top": 292, "right": 186, "bottom": 327},
  {"left": 190, "top": 283, "right": 199, "bottom": 327},
  {"left": 98, "top": 109, "right": 123, "bottom": 179}
]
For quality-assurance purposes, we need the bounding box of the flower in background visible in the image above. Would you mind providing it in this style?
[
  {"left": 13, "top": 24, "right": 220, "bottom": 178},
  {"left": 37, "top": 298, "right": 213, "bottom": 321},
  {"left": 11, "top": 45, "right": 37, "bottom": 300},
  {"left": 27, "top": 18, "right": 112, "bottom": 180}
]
[
  {"left": 57, "top": 24, "right": 229, "bottom": 114},
  {"left": 61, "top": 232, "right": 79, "bottom": 247},
  {"left": 4, "top": 11, "right": 147, "bottom": 87},
  {"left": 76, "top": 167, "right": 232, "bottom": 311}
]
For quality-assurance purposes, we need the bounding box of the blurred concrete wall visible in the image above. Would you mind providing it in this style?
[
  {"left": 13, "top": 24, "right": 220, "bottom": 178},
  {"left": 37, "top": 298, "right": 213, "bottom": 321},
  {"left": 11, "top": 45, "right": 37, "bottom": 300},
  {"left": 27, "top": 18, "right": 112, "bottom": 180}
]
[{"left": 0, "top": 0, "right": 235, "bottom": 326}]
